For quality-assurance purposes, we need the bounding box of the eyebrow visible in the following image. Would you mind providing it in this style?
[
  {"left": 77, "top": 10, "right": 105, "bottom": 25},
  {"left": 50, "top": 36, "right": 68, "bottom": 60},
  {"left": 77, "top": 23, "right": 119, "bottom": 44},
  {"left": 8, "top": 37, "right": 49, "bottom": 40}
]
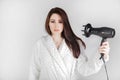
[
  {"left": 50, "top": 19, "right": 63, "bottom": 21},
  {"left": 50, "top": 19, "right": 55, "bottom": 21}
]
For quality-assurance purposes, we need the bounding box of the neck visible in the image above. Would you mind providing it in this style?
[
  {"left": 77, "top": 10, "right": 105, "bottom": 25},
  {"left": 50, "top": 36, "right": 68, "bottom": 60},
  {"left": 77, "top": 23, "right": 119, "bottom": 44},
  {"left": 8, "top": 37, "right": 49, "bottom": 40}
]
[
  {"left": 52, "top": 34, "right": 63, "bottom": 49},
  {"left": 52, "top": 34, "right": 62, "bottom": 41}
]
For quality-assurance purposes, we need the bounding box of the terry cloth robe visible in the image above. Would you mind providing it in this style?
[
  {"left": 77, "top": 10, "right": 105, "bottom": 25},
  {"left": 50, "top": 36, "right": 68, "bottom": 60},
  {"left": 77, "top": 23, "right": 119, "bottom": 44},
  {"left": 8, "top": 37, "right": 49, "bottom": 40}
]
[{"left": 29, "top": 35, "right": 106, "bottom": 80}]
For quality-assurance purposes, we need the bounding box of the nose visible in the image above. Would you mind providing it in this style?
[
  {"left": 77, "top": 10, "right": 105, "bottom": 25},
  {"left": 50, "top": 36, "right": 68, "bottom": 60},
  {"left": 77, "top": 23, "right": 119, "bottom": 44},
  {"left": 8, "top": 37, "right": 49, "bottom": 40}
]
[{"left": 55, "top": 23, "right": 59, "bottom": 28}]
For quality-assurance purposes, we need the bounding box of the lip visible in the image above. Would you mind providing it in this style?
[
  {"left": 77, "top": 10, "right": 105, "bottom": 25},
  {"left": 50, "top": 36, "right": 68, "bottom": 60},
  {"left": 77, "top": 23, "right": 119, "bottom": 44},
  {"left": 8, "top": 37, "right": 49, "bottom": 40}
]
[{"left": 54, "top": 29, "right": 59, "bottom": 31}]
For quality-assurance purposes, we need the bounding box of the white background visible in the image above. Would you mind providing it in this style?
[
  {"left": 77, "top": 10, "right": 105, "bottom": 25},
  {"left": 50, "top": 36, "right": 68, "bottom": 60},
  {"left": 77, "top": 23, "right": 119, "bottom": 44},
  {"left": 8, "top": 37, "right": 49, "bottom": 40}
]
[{"left": 0, "top": 0, "right": 120, "bottom": 80}]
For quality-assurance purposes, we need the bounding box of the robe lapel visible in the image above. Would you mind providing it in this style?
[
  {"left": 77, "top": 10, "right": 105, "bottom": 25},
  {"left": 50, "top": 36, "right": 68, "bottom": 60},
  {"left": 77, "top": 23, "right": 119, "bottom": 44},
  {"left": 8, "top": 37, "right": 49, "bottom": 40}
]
[
  {"left": 59, "top": 39, "right": 76, "bottom": 78},
  {"left": 41, "top": 35, "right": 69, "bottom": 77}
]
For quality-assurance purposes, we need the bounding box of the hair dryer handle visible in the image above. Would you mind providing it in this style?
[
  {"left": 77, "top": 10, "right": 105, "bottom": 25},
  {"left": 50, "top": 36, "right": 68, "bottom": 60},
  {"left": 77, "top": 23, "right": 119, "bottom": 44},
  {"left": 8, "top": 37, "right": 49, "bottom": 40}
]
[{"left": 99, "top": 38, "right": 107, "bottom": 60}]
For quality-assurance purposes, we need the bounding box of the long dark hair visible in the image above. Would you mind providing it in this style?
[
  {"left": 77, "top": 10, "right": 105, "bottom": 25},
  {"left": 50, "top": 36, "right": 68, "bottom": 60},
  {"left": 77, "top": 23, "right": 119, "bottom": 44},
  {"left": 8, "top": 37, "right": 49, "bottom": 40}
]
[{"left": 45, "top": 7, "right": 86, "bottom": 58}]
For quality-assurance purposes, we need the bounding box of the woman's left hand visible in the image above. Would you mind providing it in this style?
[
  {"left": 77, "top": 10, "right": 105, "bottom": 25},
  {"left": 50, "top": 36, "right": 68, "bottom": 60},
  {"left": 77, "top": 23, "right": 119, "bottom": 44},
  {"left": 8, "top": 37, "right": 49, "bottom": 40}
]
[{"left": 99, "top": 41, "right": 110, "bottom": 61}]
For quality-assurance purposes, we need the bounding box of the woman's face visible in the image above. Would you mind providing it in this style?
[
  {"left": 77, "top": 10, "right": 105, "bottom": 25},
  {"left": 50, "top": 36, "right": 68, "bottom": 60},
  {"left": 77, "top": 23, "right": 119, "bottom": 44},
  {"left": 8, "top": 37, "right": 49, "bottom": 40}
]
[{"left": 49, "top": 13, "right": 64, "bottom": 36}]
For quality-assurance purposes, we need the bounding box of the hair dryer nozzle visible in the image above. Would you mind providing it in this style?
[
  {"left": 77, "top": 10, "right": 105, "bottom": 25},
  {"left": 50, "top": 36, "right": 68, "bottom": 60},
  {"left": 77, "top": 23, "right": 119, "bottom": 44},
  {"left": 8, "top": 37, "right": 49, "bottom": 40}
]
[{"left": 82, "top": 23, "right": 93, "bottom": 37}]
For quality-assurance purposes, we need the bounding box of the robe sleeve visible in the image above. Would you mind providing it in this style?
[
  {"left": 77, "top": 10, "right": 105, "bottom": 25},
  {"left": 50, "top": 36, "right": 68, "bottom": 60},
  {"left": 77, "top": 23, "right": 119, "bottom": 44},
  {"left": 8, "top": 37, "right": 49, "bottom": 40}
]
[
  {"left": 29, "top": 41, "right": 41, "bottom": 80},
  {"left": 75, "top": 42, "right": 109, "bottom": 76}
]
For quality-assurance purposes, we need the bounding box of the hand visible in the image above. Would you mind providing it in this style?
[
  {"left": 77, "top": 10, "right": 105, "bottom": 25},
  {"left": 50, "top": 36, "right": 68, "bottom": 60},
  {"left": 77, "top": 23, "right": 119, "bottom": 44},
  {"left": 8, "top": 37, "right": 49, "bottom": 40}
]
[{"left": 99, "top": 41, "right": 110, "bottom": 61}]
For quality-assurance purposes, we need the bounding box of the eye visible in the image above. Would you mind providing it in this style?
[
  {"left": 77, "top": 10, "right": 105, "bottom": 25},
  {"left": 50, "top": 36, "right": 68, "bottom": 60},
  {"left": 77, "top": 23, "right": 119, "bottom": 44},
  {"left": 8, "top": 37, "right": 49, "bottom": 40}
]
[
  {"left": 59, "top": 20, "right": 63, "bottom": 23},
  {"left": 50, "top": 20, "right": 55, "bottom": 23}
]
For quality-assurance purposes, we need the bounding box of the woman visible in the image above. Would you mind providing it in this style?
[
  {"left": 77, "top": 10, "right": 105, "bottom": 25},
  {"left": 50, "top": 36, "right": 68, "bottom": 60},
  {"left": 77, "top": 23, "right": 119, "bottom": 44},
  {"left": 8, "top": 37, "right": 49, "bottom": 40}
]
[{"left": 29, "top": 7, "right": 110, "bottom": 80}]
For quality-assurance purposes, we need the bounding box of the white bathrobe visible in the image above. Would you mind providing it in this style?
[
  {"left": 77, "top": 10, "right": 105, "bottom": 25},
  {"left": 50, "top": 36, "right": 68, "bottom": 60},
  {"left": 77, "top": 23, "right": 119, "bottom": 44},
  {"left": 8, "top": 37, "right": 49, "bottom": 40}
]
[{"left": 29, "top": 35, "right": 104, "bottom": 80}]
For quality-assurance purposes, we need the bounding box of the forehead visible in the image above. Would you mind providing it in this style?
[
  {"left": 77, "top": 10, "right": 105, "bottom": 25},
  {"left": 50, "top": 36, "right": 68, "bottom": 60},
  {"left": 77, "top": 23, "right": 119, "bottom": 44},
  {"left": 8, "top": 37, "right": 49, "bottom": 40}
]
[{"left": 50, "top": 13, "right": 62, "bottom": 20}]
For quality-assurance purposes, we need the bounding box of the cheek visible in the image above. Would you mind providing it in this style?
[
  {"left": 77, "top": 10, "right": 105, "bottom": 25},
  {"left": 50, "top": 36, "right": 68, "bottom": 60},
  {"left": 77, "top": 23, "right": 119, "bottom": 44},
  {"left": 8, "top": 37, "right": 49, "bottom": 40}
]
[
  {"left": 60, "top": 25, "right": 64, "bottom": 32},
  {"left": 49, "top": 23, "right": 54, "bottom": 31},
  {"left": 49, "top": 26, "right": 54, "bottom": 32}
]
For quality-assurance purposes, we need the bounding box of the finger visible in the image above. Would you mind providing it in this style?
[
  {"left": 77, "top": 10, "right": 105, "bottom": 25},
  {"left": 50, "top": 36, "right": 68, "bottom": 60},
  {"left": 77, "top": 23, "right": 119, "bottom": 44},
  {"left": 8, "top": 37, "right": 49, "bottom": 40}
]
[
  {"left": 102, "top": 41, "right": 109, "bottom": 46},
  {"left": 99, "top": 48, "right": 110, "bottom": 55},
  {"left": 101, "top": 43, "right": 110, "bottom": 50},
  {"left": 100, "top": 49, "right": 109, "bottom": 53},
  {"left": 99, "top": 47, "right": 110, "bottom": 54},
  {"left": 100, "top": 46, "right": 110, "bottom": 50}
]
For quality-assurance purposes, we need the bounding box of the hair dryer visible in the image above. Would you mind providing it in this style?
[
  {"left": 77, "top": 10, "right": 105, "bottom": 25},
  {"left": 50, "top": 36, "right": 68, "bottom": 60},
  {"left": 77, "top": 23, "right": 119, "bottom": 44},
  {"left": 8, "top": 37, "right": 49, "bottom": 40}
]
[
  {"left": 82, "top": 23, "right": 115, "bottom": 80},
  {"left": 82, "top": 23, "right": 115, "bottom": 38},
  {"left": 82, "top": 23, "right": 115, "bottom": 59}
]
